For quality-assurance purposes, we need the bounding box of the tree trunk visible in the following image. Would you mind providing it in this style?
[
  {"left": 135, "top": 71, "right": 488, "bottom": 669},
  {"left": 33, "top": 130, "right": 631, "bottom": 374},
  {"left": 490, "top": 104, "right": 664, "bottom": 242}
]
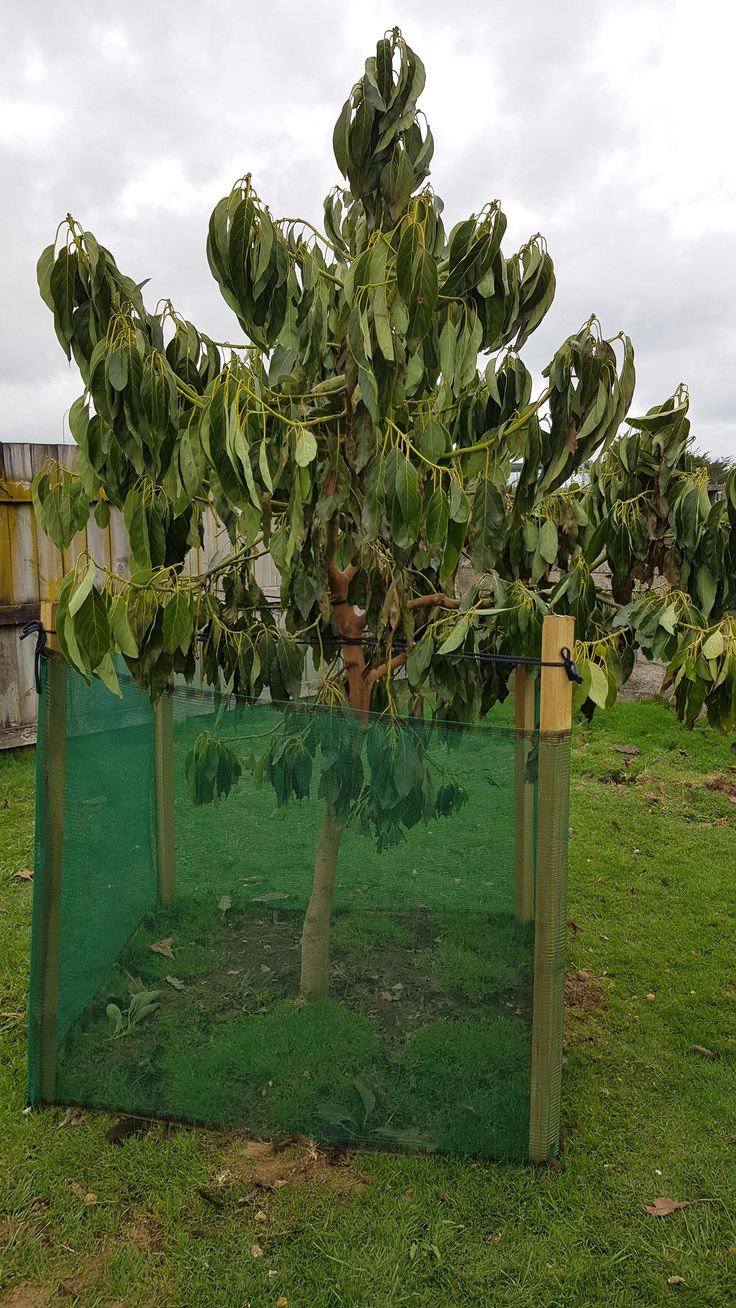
[
  {"left": 299, "top": 808, "right": 344, "bottom": 1000},
  {"left": 297, "top": 542, "right": 367, "bottom": 1000}
]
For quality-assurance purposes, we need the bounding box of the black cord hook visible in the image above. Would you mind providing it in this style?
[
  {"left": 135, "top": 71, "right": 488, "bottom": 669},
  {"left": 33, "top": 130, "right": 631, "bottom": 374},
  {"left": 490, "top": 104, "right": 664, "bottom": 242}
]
[{"left": 20, "top": 619, "right": 48, "bottom": 694}]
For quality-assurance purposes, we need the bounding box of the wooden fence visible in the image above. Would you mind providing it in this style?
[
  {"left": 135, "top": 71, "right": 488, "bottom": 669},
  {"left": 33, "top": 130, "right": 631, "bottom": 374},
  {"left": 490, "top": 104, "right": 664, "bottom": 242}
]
[{"left": 0, "top": 442, "right": 279, "bottom": 749}]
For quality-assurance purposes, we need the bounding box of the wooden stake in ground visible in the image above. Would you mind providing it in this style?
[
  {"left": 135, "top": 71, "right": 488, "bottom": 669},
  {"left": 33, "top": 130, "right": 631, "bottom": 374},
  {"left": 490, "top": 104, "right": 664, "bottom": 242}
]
[
  {"left": 528, "top": 613, "right": 574, "bottom": 1162},
  {"left": 514, "top": 666, "right": 536, "bottom": 924},
  {"left": 154, "top": 691, "right": 176, "bottom": 905},
  {"left": 30, "top": 600, "right": 66, "bottom": 1102}
]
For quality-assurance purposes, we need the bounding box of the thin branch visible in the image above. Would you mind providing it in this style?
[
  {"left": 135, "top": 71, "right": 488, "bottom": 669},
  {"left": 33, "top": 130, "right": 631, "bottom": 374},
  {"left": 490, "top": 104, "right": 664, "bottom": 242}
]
[
  {"left": 366, "top": 651, "right": 408, "bottom": 688},
  {"left": 407, "top": 592, "right": 459, "bottom": 610}
]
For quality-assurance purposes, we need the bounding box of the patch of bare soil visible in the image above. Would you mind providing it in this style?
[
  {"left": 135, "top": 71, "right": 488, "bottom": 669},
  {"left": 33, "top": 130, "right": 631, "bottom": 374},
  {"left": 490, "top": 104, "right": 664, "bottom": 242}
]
[
  {"left": 182, "top": 908, "right": 530, "bottom": 1046},
  {"left": 229, "top": 1137, "right": 371, "bottom": 1195},
  {"left": 119, "top": 1211, "right": 164, "bottom": 1252},
  {"left": 564, "top": 970, "right": 604, "bottom": 1010},
  {"left": 704, "top": 774, "right": 736, "bottom": 802},
  {"left": 0, "top": 1289, "right": 47, "bottom": 1308}
]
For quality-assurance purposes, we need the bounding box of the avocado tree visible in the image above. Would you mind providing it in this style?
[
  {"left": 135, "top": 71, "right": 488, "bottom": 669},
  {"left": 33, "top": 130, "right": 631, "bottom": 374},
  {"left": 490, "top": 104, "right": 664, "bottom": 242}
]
[{"left": 33, "top": 29, "right": 736, "bottom": 999}]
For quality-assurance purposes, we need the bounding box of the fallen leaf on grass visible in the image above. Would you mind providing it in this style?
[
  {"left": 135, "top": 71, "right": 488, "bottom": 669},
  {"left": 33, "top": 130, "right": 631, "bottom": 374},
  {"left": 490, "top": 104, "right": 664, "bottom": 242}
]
[
  {"left": 645, "top": 1197, "right": 689, "bottom": 1216},
  {"left": 667, "top": 1276, "right": 686, "bottom": 1286},
  {"left": 254, "top": 1209, "right": 267, "bottom": 1223},
  {"left": 613, "top": 744, "right": 641, "bottom": 756},
  {"left": 485, "top": 1231, "right": 502, "bottom": 1242},
  {"left": 12, "top": 867, "right": 34, "bottom": 882},
  {"left": 105, "top": 1116, "right": 149, "bottom": 1145},
  {"left": 277, "top": 1298, "right": 289, "bottom": 1307},
  {"left": 149, "top": 937, "right": 174, "bottom": 958},
  {"left": 251, "top": 891, "right": 289, "bottom": 903},
  {"left": 240, "top": 1140, "right": 273, "bottom": 1159},
  {"left": 69, "top": 1182, "right": 97, "bottom": 1204},
  {"left": 690, "top": 1044, "right": 715, "bottom": 1059},
  {"left": 218, "top": 895, "right": 232, "bottom": 914},
  {"left": 165, "top": 976, "right": 186, "bottom": 991},
  {"left": 567, "top": 918, "right": 583, "bottom": 936},
  {"left": 60, "top": 1277, "right": 86, "bottom": 1296},
  {"left": 250, "top": 1244, "right": 263, "bottom": 1258},
  {"left": 61, "top": 1107, "right": 87, "bottom": 1127}
]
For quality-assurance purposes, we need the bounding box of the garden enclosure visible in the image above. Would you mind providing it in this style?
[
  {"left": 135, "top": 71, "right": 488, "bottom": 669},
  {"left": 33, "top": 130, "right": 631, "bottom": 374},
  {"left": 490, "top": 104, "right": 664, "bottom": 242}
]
[{"left": 28, "top": 614, "right": 573, "bottom": 1162}]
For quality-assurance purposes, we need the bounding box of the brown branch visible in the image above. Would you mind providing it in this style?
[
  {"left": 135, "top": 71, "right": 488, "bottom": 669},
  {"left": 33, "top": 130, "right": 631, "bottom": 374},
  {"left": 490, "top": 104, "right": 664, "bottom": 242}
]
[
  {"left": 366, "top": 651, "right": 408, "bottom": 689},
  {"left": 407, "top": 592, "right": 459, "bottom": 610}
]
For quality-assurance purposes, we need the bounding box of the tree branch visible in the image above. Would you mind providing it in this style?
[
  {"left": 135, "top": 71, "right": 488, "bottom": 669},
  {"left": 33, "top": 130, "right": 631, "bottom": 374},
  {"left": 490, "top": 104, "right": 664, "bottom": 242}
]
[
  {"left": 407, "top": 592, "right": 459, "bottom": 610},
  {"left": 366, "top": 651, "right": 408, "bottom": 688}
]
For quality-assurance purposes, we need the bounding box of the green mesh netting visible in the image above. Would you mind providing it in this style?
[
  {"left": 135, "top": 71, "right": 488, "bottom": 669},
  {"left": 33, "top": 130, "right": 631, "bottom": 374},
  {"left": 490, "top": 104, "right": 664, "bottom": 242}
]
[{"left": 28, "top": 659, "right": 570, "bottom": 1161}]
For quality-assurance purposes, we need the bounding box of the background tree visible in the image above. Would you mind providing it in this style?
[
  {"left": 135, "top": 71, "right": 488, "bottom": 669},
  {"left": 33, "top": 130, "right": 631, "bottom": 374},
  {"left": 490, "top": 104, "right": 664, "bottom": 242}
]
[{"left": 33, "top": 29, "right": 736, "bottom": 998}]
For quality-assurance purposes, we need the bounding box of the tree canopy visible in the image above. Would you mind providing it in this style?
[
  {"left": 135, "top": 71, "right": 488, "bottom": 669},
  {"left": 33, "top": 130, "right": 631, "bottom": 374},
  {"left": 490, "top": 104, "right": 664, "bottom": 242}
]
[{"left": 34, "top": 27, "right": 736, "bottom": 739}]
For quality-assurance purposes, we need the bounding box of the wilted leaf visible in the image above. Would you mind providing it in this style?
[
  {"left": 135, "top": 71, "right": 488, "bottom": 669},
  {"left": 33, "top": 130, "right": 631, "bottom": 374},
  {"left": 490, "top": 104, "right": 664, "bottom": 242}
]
[
  {"left": 613, "top": 744, "right": 641, "bottom": 757},
  {"left": 165, "top": 976, "right": 186, "bottom": 991},
  {"left": 645, "top": 1197, "right": 689, "bottom": 1216},
  {"left": 690, "top": 1044, "right": 715, "bottom": 1059},
  {"left": 250, "top": 1243, "right": 263, "bottom": 1258},
  {"left": 254, "top": 1209, "right": 267, "bottom": 1223},
  {"left": 150, "top": 937, "right": 174, "bottom": 958},
  {"left": 60, "top": 1277, "right": 87, "bottom": 1297},
  {"left": 667, "top": 1276, "right": 686, "bottom": 1286},
  {"left": 251, "top": 891, "right": 289, "bottom": 902},
  {"left": 218, "top": 895, "right": 232, "bottom": 914},
  {"left": 62, "top": 1107, "right": 88, "bottom": 1127},
  {"left": 12, "top": 867, "right": 33, "bottom": 882}
]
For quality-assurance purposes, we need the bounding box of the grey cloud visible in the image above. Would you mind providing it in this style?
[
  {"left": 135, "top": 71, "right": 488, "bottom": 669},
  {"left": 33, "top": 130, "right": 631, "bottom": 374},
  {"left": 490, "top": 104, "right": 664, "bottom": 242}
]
[{"left": 1, "top": 0, "right": 733, "bottom": 455}]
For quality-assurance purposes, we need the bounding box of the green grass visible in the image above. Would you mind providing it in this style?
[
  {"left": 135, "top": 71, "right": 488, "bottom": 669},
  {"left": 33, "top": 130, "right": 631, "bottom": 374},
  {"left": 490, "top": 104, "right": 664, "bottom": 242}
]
[{"left": 1, "top": 700, "right": 735, "bottom": 1306}]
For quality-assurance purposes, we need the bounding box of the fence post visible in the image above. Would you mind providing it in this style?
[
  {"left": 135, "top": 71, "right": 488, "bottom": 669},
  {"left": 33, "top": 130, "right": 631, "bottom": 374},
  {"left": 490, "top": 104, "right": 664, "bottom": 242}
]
[
  {"left": 514, "top": 667, "right": 536, "bottom": 923},
  {"left": 154, "top": 691, "right": 176, "bottom": 904},
  {"left": 528, "top": 613, "right": 574, "bottom": 1162},
  {"left": 33, "top": 599, "right": 67, "bottom": 1101}
]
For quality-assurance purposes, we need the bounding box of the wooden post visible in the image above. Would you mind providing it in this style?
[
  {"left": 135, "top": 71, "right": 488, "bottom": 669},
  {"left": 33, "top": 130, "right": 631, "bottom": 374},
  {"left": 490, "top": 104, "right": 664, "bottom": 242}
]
[
  {"left": 528, "top": 613, "right": 574, "bottom": 1163},
  {"left": 32, "top": 600, "right": 66, "bottom": 1102},
  {"left": 154, "top": 691, "right": 176, "bottom": 905},
  {"left": 513, "top": 667, "right": 536, "bottom": 923}
]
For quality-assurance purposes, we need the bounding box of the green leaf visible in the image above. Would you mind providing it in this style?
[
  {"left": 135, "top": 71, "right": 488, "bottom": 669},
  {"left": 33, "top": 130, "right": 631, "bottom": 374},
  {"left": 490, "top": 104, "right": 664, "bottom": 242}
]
[
  {"left": 95, "top": 652, "right": 123, "bottom": 698},
  {"left": 395, "top": 453, "right": 421, "bottom": 527},
  {"left": 163, "top": 592, "right": 193, "bottom": 654},
  {"left": 425, "top": 487, "right": 449, "bottom": 546},
  {"left": 468, "top": 475, "right": 504, "bottom": 572},
  {"left": 258, "top": 437, "right": 273, "bottom": 493},
  {"left": 538, "top": 518, "right": 558, "bottom": 565},
  {"left": 49, "top": 247, "right": 76, "bottom": 342},
  {"left": 702, "top": 630, "right": 725, "bottom": 660},
  {"left": 588, "top": 661, "right": 609, "bottom": 709},
  {"left": 73, "top": 586, "right": 110, "bottom": 670},
  {"left": 406, "top": 632, "right": 434, "bottom": 687},
  {"left": 409, "top": 248, "right": 438, "bottom": 341},
  {"left": 69, "top": 558, "right": 96, "bottom": 617},
  {"left": 295, "top": 427, "right": 318, "bottom": 467},
  {"left": 108, "top": 344, "right": 129, "bottom": 391},
  {"left": 438, "top": 614, "right": 470, "bottom": 654},
  {"left": 449, "top": 479, "right": 469, "bottom": 523},
  {"left": 111, "top": 596, "right": 139, "bottom": 658},
  {"left": 94, "top": 499, "right": 110, "bottom": 529}
]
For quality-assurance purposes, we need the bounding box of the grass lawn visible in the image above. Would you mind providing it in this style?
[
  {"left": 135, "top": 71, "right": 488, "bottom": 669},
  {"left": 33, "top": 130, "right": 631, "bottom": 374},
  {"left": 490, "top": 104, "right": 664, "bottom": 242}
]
[{"left": 1, "top": 697, "right": 735, "bottom": 1307}]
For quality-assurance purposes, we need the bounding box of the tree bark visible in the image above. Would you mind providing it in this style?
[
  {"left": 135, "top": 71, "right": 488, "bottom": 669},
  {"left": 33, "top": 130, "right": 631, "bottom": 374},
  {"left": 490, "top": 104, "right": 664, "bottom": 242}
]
[
  {"left": 299, "top": 807, "right": 344, "bottom": 999},
  {"left": 298, "top": 545, "right": 366, "bottom": 999}
]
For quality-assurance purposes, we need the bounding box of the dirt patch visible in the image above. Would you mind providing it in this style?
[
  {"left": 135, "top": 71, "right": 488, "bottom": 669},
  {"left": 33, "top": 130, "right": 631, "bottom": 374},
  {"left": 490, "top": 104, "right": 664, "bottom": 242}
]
[
  {"left": 704, "top": 774, "right": 736, "bottom": 801},
  {"left": 564, "top": 970, "right": 604, "bottom": 1010},
  {"left": 179, "top": 908, "right": 530, "bottom": 1047},
  {"left": 119, "top": 1211, "right": 164, "bottom": 1252},
  {"left": 229, "top": 1137, "right": 371, "bottom": 1195},
  {"left": 0, "top": 1289, "right": 47, "bottom": 1308}
]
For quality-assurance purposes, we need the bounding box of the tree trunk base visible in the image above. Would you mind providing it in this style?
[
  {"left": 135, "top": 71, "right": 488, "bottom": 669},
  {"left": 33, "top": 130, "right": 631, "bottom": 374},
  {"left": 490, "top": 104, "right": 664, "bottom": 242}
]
[{"left": 299, "top": 808, "right": 344, "bottom": 1000}]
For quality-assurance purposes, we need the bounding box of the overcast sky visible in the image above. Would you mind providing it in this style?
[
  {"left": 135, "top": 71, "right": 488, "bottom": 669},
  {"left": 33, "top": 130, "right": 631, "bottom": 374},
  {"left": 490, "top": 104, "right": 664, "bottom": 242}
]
[{"left": 2, "top": 0, "right": 734, "bottom": 456}]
